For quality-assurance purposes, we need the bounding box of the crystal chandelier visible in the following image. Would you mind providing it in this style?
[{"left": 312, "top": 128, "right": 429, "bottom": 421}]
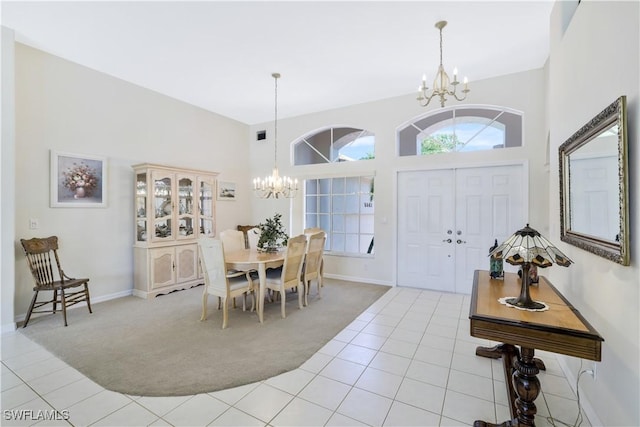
[
  {"left": 253, "top": 73, "right": 298, "bottom": 199},
  {"left": 417, "top": 21, "right": 470, "bottom": 108}
]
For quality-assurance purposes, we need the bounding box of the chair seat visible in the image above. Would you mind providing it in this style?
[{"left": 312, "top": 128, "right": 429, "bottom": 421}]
[
  {"left": 265, "top": 268, "right": 282, "bottom": 280},
  {"left": 228, "top": 275, "right": 254, "bottom": 292},
  {"left": 34, "top": 278, "right": 89, "bottom": 292}
]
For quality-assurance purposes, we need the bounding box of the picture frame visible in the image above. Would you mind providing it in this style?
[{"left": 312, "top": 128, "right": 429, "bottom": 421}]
[
  {"left": 217, "top": 181, "right": 236, "bottom": 201},
  {"left": 50, "top": 150, "right": 108, "bottom": 208}
]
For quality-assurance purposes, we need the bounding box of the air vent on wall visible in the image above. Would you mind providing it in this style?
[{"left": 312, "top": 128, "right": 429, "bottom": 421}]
[{"left": 257, "top": 130, "right": 266, "bottom": 141}]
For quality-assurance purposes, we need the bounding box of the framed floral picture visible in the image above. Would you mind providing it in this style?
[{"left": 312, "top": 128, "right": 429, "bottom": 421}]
[
  {"left": 50, "top": 150, "right": 108, "bottom": 207},
  {"left": 217, "top": 181, "right": 236, "bottom": 201}
]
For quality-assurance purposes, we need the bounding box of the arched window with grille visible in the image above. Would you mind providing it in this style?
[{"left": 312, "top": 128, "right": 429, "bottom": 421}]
[
  {"left": 397, "top": 106, "right": 523, "bottom": 156},
  {"left": 294, "top": 126, "right": 375, "bottom": 165}
]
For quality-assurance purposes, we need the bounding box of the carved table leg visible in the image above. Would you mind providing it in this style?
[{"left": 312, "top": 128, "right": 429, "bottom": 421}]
[
  {"left": 474, "top": 344, "right": 544, "bottom": 426},
  {"left": 512, "top": 347, "right": 540, "bottom": 426},
  {"left": 533, "top": 358, "right": 546, "bottom": 371}
]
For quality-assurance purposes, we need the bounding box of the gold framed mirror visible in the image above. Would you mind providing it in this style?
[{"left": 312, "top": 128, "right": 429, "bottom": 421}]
[{"left": 559, "top": 96, "right": 629, "bottom": 265}]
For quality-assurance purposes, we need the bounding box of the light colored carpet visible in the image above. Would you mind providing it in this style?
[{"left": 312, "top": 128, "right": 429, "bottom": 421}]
[{"left": 20, "top": 278, "right": 390, "bottom": 397}]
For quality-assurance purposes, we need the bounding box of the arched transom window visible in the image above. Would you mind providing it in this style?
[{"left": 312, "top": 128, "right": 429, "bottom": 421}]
[
  {"left": 294, "top": 127, "right": 375, "bottom": 165},
  {"left": 398, "top": 106, "right": 523, "bottom": 156}
]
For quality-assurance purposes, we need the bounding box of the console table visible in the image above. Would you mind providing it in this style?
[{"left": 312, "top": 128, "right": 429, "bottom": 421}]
[{"left": 469, "top": 270, "right": 603, "bottom": 426}]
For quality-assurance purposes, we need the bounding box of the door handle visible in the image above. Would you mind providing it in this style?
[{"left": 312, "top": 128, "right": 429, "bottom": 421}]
[
  {"left": 442, "top": 238, "right": 452, "bottom": 243},
  {"left": 457, "top": 239, "right": 466, "bottom": 244}
]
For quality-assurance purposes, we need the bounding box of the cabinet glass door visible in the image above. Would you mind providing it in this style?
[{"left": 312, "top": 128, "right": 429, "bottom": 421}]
[
  {"left": 199, "top": 177, "right": 215, "bottom": 237},
  {"left": 177, "top": 175, "right": 195, "bottom": 239},
  {"left": 153, "top": 173, "right": 173, "bottom": 241},
  {"left": 136, "top": 173, "right": 148, "bottom": 242}
]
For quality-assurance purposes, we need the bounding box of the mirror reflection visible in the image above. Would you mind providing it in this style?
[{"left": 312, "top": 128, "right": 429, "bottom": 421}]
[
  {"left": 568, "top": 124, "right": 619, "bottom": 242},
  {"left": 559, "top": 96, "right": 629, "bottom": 265}
]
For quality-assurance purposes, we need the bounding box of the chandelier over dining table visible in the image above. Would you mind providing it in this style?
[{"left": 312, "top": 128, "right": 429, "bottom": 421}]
[
  {"left": 253, "top": 73, "right": 298, "bottom": 199},
  {"left": 417, "top": 20, "right": 470, "bottom": 108}
]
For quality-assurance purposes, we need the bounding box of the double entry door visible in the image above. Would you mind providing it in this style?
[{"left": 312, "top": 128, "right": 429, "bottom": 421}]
[{"left": 397, "top": 164, "right": 525, "bottom": 294}]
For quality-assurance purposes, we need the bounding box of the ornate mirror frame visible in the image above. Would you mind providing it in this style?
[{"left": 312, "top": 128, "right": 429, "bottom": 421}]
[{"left": 559, "top": 96, "right": 629, "bottom": 265}]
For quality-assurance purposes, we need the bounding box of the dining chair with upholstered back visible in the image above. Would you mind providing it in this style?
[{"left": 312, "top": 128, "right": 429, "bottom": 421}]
[
  {"left": 20, "top": 236, "right": 92, "bottom": 327},
  {"left": 237, "top": 225, "right": 259, "bottom": 249},
  {"left": 198, "top": 237, "right": 254, "bottom": 329},
  {"left": 260, "top": 234, "right": 307, "bottom": 318},
  {"left": 303, "top": 227, "right": 324, "bottom": 235},
  {"left": 219, "top": 229, "right": 245, "bottom": 254},
  {"left": 246, "top": 227, "right": 262, "bottom": 250},
  {"left": 302, "top": 231, "right": 326, "bottom": 306},
  {"left": 218, "top": 228, "right": 251, "bottom": 309}
]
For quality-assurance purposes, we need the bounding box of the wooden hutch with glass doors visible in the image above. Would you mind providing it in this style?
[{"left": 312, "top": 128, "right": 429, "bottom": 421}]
[{"left": 132, "top": 163, "right": 217, "bottom": 298}]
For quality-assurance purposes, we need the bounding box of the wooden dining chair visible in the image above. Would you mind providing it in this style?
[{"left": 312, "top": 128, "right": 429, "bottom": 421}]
[
  {"left": 303, "top": 227, "right": 324, "bottom": 234},
  {"left": 246, "top": 227, "right": 261, "bottom": 250},
  {"left": 302, "top": 231, "right": 326, "bottom": 306},
  {"left": 304, "top": 228, "right": 326, "bottom": 286},
  {"left": 220, "top": 229, "right": 258, "bottom": 308},
  {"left": 219, "top": 229, "right": 245, "bottom": 253},
  {"left": 259, "top": 234, "right": 307, "bottom": 318},
  {"left": 198, "top": 237, "right": 254, "bottom": 329},
  {"left": 20, "top": 236, "right": 92, "bottom": 327},
  {"left": 237, "top": 225, "right": 259, "bottom": 249}
]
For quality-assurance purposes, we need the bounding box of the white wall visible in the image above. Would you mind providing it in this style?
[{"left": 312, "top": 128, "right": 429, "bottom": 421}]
[
  {"left": 250, "top": 68, "right": 548, "bottom": 286},
  {"left": 547, "top": 1, "right": 639, "bottom": 425},
  {"left": 10, "top": 43, "right": 252, "bottom": 326},
  {"left": 2, "top": 27, "right": 17, "bottom": 332}
]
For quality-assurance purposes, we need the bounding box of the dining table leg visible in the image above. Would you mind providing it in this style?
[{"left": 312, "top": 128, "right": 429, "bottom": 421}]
[{"left": 258, "top": 263, "right": 266, "bottom": 323}]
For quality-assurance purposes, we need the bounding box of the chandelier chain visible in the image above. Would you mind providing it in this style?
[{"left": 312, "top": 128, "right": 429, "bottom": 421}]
[
  {"left": 273, "top": 73, "right": 278, "bottom": 167},
  {"left": 439, "top": 23, "right": 444, "bottom": 68}
]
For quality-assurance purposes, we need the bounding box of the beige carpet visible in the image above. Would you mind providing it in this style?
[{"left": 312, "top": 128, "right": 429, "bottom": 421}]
[{"left": 20, "top": 278, "right": 390, "bottom": 397}]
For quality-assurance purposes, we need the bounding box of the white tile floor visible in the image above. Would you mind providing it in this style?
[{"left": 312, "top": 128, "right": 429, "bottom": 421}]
[{"left": 1, "top": 286, "right": 591, "bottom": 427}]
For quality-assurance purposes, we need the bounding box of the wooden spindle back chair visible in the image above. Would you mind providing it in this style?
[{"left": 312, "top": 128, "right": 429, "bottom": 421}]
[{"left": 20, "top": 236, "right": 92, "bottom": 327}]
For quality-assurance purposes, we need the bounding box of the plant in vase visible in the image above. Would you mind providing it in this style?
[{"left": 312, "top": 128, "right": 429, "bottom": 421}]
[{"left": 257, "top": 213, "right": 289, "bottom": 252}]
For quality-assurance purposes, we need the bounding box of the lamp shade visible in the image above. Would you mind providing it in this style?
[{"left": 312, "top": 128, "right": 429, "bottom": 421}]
[{"left": 490, "top": 224, "right": 572, "bottom": 268}]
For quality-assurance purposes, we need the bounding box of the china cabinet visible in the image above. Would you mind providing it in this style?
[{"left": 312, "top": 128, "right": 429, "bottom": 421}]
[{"left": 132, "top": 163, "right": 217, "bottom": 298}]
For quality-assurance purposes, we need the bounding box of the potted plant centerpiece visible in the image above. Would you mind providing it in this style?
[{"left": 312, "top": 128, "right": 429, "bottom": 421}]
[{"left": 257, "top": 213, "right": 289, "bottom": 252}]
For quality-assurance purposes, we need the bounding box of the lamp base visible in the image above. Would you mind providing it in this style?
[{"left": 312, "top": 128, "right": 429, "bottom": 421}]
[{"left": 504, "top": 297, "right": 546, "bottom": 311}]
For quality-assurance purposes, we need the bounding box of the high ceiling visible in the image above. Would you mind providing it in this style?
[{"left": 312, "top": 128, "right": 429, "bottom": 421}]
[{"left": 2, "top": 1, "right": 554, "bottom": 124}]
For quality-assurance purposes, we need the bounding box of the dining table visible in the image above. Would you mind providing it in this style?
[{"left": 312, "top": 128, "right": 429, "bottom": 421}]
[{"left": 225, "top": 248, "right": 285, "bottom": 323}]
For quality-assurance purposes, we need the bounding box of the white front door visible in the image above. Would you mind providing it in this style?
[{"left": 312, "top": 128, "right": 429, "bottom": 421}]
[
  {"left": 397, "top": 170, "right": 455, "bottom": 292},
  {"left": 397, "top": 164, "right": 525, "bottom": 293},
  {"left": 570, "top": 155, "right": 619, "bottom": 242}
]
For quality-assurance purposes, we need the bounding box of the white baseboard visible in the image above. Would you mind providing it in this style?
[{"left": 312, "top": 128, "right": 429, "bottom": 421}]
[
  {"left": 13, "top": 289, "right": 133, "bottom": 325},
  {"left": 323, "top": 273, "right": 394, "bottom": 287},
  {"left": 557, "top": 356, "right": 603, "bottom": 427},
  {"left": 1, "top": 322, "right": 17, "bottom": 335},
  {"left": 132, "top": 289, "right": 147, "bottom": 299},
  {"left": 91, "top": 289, "right": 133, "bottom": 304}
]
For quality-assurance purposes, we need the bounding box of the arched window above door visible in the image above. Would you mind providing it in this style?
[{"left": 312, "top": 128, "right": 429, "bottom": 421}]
[
  {"left": 397, "top": 106, "right": 523, "bottom": 156},
  {"left": 294, "top": 127, "right": 375, "bottom": 165}
]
